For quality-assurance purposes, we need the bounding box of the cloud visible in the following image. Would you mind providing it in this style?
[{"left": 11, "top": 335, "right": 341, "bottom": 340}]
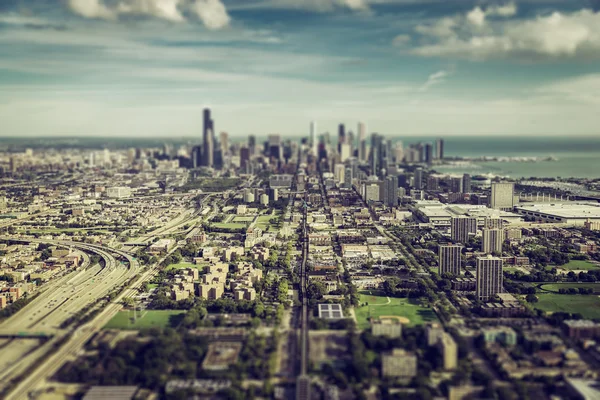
[
  {"left": 418, "top": 70, "right": 450, "bottom": 92},
  {"left": 117, "top": 0, "right": 185, "bottom": 22},
  {"left": 487, "top": 2, "right": 517, "bottom": 17},
  {"left": 190, "top": 0, "right": 230, "bottom": 30},
  {"left": 392, "top": 34, "right": 410, "bottom": 46},
  {"left": 227, "top": 0, "right": 369, "bottom": 13},
  {"left": 66, "top": 0, "right": 230, "bottom": 28},
  {"left": 411, "top": 8, "right": 600, "bottom": 61},
  {"left": 68, "top": 0, "right": 116, "bottom": 20},
  {"left": 466, "top": 6, "right": 486, "bottom": 27}
]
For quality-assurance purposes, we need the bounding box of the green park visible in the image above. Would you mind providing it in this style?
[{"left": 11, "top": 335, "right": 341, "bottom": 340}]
[
  {"left": 354, "top": 291, "right": 438, "bottom": 329},
  {"left": 104, "top": 310, "right": 186, "bottom": 330}
]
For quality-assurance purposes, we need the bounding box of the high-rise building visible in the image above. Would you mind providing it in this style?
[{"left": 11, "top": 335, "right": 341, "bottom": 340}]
[
  {"left": 450, "top": 177, "right": 463, "bottom": 193},
  {"left": 370, "top": 134, "right": 384, "bottom": 177},
  {"left": 248, "top": 135, "right": 256, "bottom": 156},
  {"left": 205, "top": 131, "right": 214, "bottom": 167},
  {"left": 268, "top": 134, "right": 282, "bottom": 161},
  {"left": 438, "top": 332, "right": 457, "bottom": 370},
  {"left": 191, "top": 146, "right": 202, "bottom": 169},
  {"left": 476, "top": 255, "right": 503, "bottom": 301},
  {"left": 394, "top": 142, "right": 404, "bottom": 163},
  {"left": 338, "top": 124, "right": 345, "bottom": 153},
  {"left": 438, "top": 245, "right": 462, "bottom": 275},
  {"left": 219, "top": 131, "right": 229, "bottom": 156},
  {"left": 413, "top": 168, "right": 424, "bottom": 190},
  {"left": 482, "top": 228, "right": 504, "bottom": 254},
  {"left": 435, "top": 139, "right": 444, "bottom": 160},
  {"left": 344, "top": 166, "right": 353, "bottom": 188},
  {"left": 358, "top": 122, "right": 366, "bottom": 161},
  {"left": 384, "top": 175, "right": 398, "bottom": 207},
  {"left": 202, "top": 108, "right": 213, "bottom": 166},
  {"left": 334, "top": 163, "right": 345, "bottom": 185},
  {"left": 310, "top": 121, "right": 317, "bottom": 155},
  {"left": 424, "top": 143, "right": 434, "bottom": 164},
  {"left": 240, "top": 147, "right": 250, "bottom": 172},
  {"left": 490, "top": 182, "right": 515, "bottom": 210},
  {"left": 340, "top": 143, "right": 351, "bottom": 161},
  {"left": 484, "top": 217, "right": 504, "bottom": 229},
  {"left": 451, "top": 216, "right": 477, "bottom": 243},
  {"left": 462, "top": 174, "right": 472, "bottom": 193}
]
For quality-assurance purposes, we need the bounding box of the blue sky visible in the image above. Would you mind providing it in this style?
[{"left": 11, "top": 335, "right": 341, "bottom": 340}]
[{"left": 1, "top": 0, "right": 600, "bottom": 137}]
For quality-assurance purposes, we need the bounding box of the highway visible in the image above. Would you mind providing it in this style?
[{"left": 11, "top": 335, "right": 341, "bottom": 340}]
[{"left": 0, "top": 237, "right": 140, "bottom": 397}]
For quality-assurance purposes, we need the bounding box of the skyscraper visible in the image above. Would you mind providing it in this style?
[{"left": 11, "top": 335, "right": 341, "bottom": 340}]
[
  {"left": 490, "top": 182, "right": 515, "bottom": 210},
  {"left": 310, "top": 121, "right": 317, "bottom": 155},
  {"left": 413, "top": 168, "right": 424, "bottom": 190},
  {"left": 451, "top": 216, "right": 477, "bottom": 243},
  {"left": 344, "top": 166, "right": 353, "bottom": 188},
  {"left": 476, "top": 255, "right": 503, "bottom": 301},
  {"left": 482, "top": 228, "right": 504, "bottom": 254},
  {"left": 248, "top": 135, "right": 256, "bottom": 156},
  {"left": 202, "top": 108, "right": 213, "bottom": 166},
  {"left": 438, "top": 245, "right": 462, "bottom": 275},
  {"left": 338, "top": 124, "right": 345, "bottom": 153},
  {"left": 435, "top": 139, "right": 444, "bottom": 159},
  {"left": 384, "top": 175, "right": 398, "bottom": 207},
  {"left": 462, "top": 174, "right": 472, "bottom": 193},
  {"left": 358, "top": 122, "right": 367, "bottom": 161},
  {"left": 424, "top": 143, "right": 434, "bottom": 164},
  {"left": 370, "top": 134, "right": 384, "bottom": 177}
]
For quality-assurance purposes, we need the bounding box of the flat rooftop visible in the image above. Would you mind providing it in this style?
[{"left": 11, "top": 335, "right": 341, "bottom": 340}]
[
  {"left": 318, "top": 303, "right": 344, "bottom": 319},
  {"left": 515, "top": 202, "right": 600, "bottom": 219}
]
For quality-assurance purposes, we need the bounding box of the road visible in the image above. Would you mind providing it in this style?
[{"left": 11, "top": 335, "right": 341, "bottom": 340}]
[{"left": 295, "top": 186, "right": 310, "bottom": 400}]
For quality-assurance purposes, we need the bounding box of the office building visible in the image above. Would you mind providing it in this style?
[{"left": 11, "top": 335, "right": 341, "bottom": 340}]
[
  {"left": 450, "top": 216, "right": 477, "bottom": 243},
  {"left": 438, "top": 332, "right": 457, "bottom": 370},
  {"left": 435, "top": 138, "right": 444, "bottom": 160},
  {"left": 414, "top": 168, "right": 424, "bottom": 190},
  {"left": 338, "top": 124, "right": 345, "bottom": 153},
  {"left": 340, "top": 143, "right": 351, "bottom": 162},
  {"left": 484, "top": 217, "right": 504, "bottom": 229},
  {"left": 462, "top": 174, "right": 472, "bottom": 193},
  {"left": 268, "top": 134, "right": 282, "bottom": 161},
  {"left": 202, "top": 108, "right": 214, "bottom": 167},
  {"left": 358, "top": 122, "right": 367, "bottom": 161},
  {"left": 372, "top": 319, "right": 402, "bottom": 338},
  {"left": 370, "top": 134, "right": 384, "bottom": 177},
  {"left": 450, "top": 177, "right": 463, "bottom": 194},
  {"left": 334, "top": 163, "right": 345, "bottom": 185},
  {"left": 310, "top": 121, "right": 317, "bottom": 155},
  {"left": 384, "top": 175, "right": 398, "bottom": 207},
  {"left": 424, "top": 143, "right": 434, "bottom": 164},
  {"left": 438, "top": 245, "right": 462, "bottom": 275},
  {"left": 476, "top": 255, "right": 503, "bottom": 301},
  {"left": 490, "top": 182, "right": 515, "bottom": 210},
  {"left": 394, "top": 142, "right": 404, "bottom": 163},
  {"left": 344, "top": 166, "right": 353, "bottom": 188},
  {"left": 482, "top": 228, "right": 504, "bottom": 254},
  {"left": 248, "top": 135, "right": 256, "bottom": 156}
]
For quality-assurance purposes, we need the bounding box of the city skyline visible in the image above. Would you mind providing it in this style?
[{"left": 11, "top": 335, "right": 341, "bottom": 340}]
[{"left": 1, "top": 0, "right": 600, "bottom": 137}]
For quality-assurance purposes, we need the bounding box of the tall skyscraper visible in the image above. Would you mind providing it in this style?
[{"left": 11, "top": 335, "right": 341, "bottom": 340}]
[
  {"left": 358, "top": 122, "right": 367, "bottom": 161},
  {"left": 202, "top": 108, "right": 213, "bottom": 166},
  {"left": 248, "top": 135, "right": 256, "bottom": 156},
  {"left": 462, "top": 174, "right": 472, "bottom": 194},
  {"left": 268, "top": 134, "right": 282, "bottom": 161},
  {"left": 413, "top": 168, "right": 424, "bottom": 190},
  {"left": 384, "top": 175, "right": 398, "bottom": 207},
  {"left": 490, "top": 182, "right": 515, "bottom": 210},
  {"left": 450, "top": 177, "right": 463, "bottom": 193},
  {"left": 438, "top": 245, "right": 462, "bottom": 275},
  {"left": 435, "top": 139, "right": 444, "bottom": 159},
  {"left": 334, "top": 163, "right": 345, "bottom": 185},
  {"left": 482, "top": 228, "right": 504, "bottom": 254},
  {"left": 310, "top": 121, "right": 317, "bottom": 155},
  {"left": 370, "top": 133, "right": 384, "bottom": 177},
  {"left": 451, "top": 216, "right": 477, "bottom": 243},
  {"left": 219, "top": 131, "right": 229, "bottom": 156},
  {"left": 340, "top": 143, "right": 351, "bottom": 161},
  {"left": 424, "top": 143, "right": 434, "bottom": 164},
  {"left": 338, "top": 124, "right": 345, "bottom": 153},
  {"left": 205, "top": 131, "right": 214, "bottom": 167},
  {"left": 344, "top": 166, "right": 353, "bottom": 188},
  {"left": 476, "top": 255, "right": 503, "bottom": 301}
]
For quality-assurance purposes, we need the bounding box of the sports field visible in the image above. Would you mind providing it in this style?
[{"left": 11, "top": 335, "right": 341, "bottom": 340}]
[
  {"left": 535, "top": 294, "right": 600, "bottom": 319},
  {"left": 354, "top": 291, "right": 437, "bottom": 329},
  {"left": 103, "top": 310, "right": 186, "bottom": 330},
  {"left": 558, "top": 260, "right": 600, "bottom": 271},
  {"left": 540, "top": 282, "right": 600, "bottom": 293}
]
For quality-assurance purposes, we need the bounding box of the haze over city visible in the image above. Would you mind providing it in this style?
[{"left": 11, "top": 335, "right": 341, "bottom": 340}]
[{"left": 1, "top": 0, "right": 600, "bottom": 136}]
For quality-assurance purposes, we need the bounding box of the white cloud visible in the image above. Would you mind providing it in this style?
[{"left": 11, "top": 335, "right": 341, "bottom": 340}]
[
  {"left": 392, "top": 34, "right": 410, "bottom": 46},
  {"left": 66, "top": 0, "right": 230, "bottom": 28},
  {"left": 190, "top": 0, "right": 231, "bottom": 30},
  {"left": 418, "top": 70, "right": 450, "bottom": 92},
  {"left": 487, "top": 2, "right": 517, "bottom": 17},
  {"left": 411, "top": 8, "right": 600, "bottom": 60},
  {"left": 68, "top": 0, "right": 116, "bottom": 20},
  {"left": 466, "top": 6, "right": 486, "bottom": 27},
  {"left": 227, "top": 0, "right": 369, "bottom": 13},
  {"left": 117, "top": 0, "right": 185, "bottom": 22},
  {"left": 536, "top": 73, "right": 600, "bottom": 105}
]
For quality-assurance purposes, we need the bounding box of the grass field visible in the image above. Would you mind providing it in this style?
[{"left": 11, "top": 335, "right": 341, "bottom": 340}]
[
  {"left": 540, "top": 283, "right": 600, "bottom": 293},
  {"left": 165, "top": 262, "right": 198, "bottom": 271},
  {"left": 558, "top": 260, "right": 599, "bottom": 271},
  {"left": 211, "top": 222, "right": 247, "bottom": 230},
  {"left": 232, "top": 216, "right": 255, "bottom": 222},
  {"left": 354, "top": 291, "right": 437, "bottom": 329},
  {"left": 255, "top": 215, "right": 281, "bottom": 232},
  {"left": 103, "top": 310, "right": 186, "bottom": 330},
  {"left": 535, "top": 294, "right": 600, "bottom": 319}
]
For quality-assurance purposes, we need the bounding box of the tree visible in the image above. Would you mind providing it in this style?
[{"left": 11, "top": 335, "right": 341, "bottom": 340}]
[{"left": 525, "top": 294, "right": 538, "bottom": 303}]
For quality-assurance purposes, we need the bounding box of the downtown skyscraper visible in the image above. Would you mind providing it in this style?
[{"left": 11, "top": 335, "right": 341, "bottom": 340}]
[{"left": 202, "top": 108, "right": 214, "bottom": 167}]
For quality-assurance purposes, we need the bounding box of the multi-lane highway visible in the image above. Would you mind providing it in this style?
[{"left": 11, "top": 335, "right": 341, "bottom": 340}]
[{"left": 0, "top": 237, "right": 140, "bottom": 397}]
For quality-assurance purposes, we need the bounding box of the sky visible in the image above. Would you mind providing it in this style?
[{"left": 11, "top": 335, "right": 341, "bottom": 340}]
[{"left": 1, "top": 0, "right": 600, "bottom": 138}]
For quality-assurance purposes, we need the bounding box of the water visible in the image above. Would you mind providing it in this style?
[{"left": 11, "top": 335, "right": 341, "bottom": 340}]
[{"left": 397, "top": 136, "right": 600, "bottom": 179}]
